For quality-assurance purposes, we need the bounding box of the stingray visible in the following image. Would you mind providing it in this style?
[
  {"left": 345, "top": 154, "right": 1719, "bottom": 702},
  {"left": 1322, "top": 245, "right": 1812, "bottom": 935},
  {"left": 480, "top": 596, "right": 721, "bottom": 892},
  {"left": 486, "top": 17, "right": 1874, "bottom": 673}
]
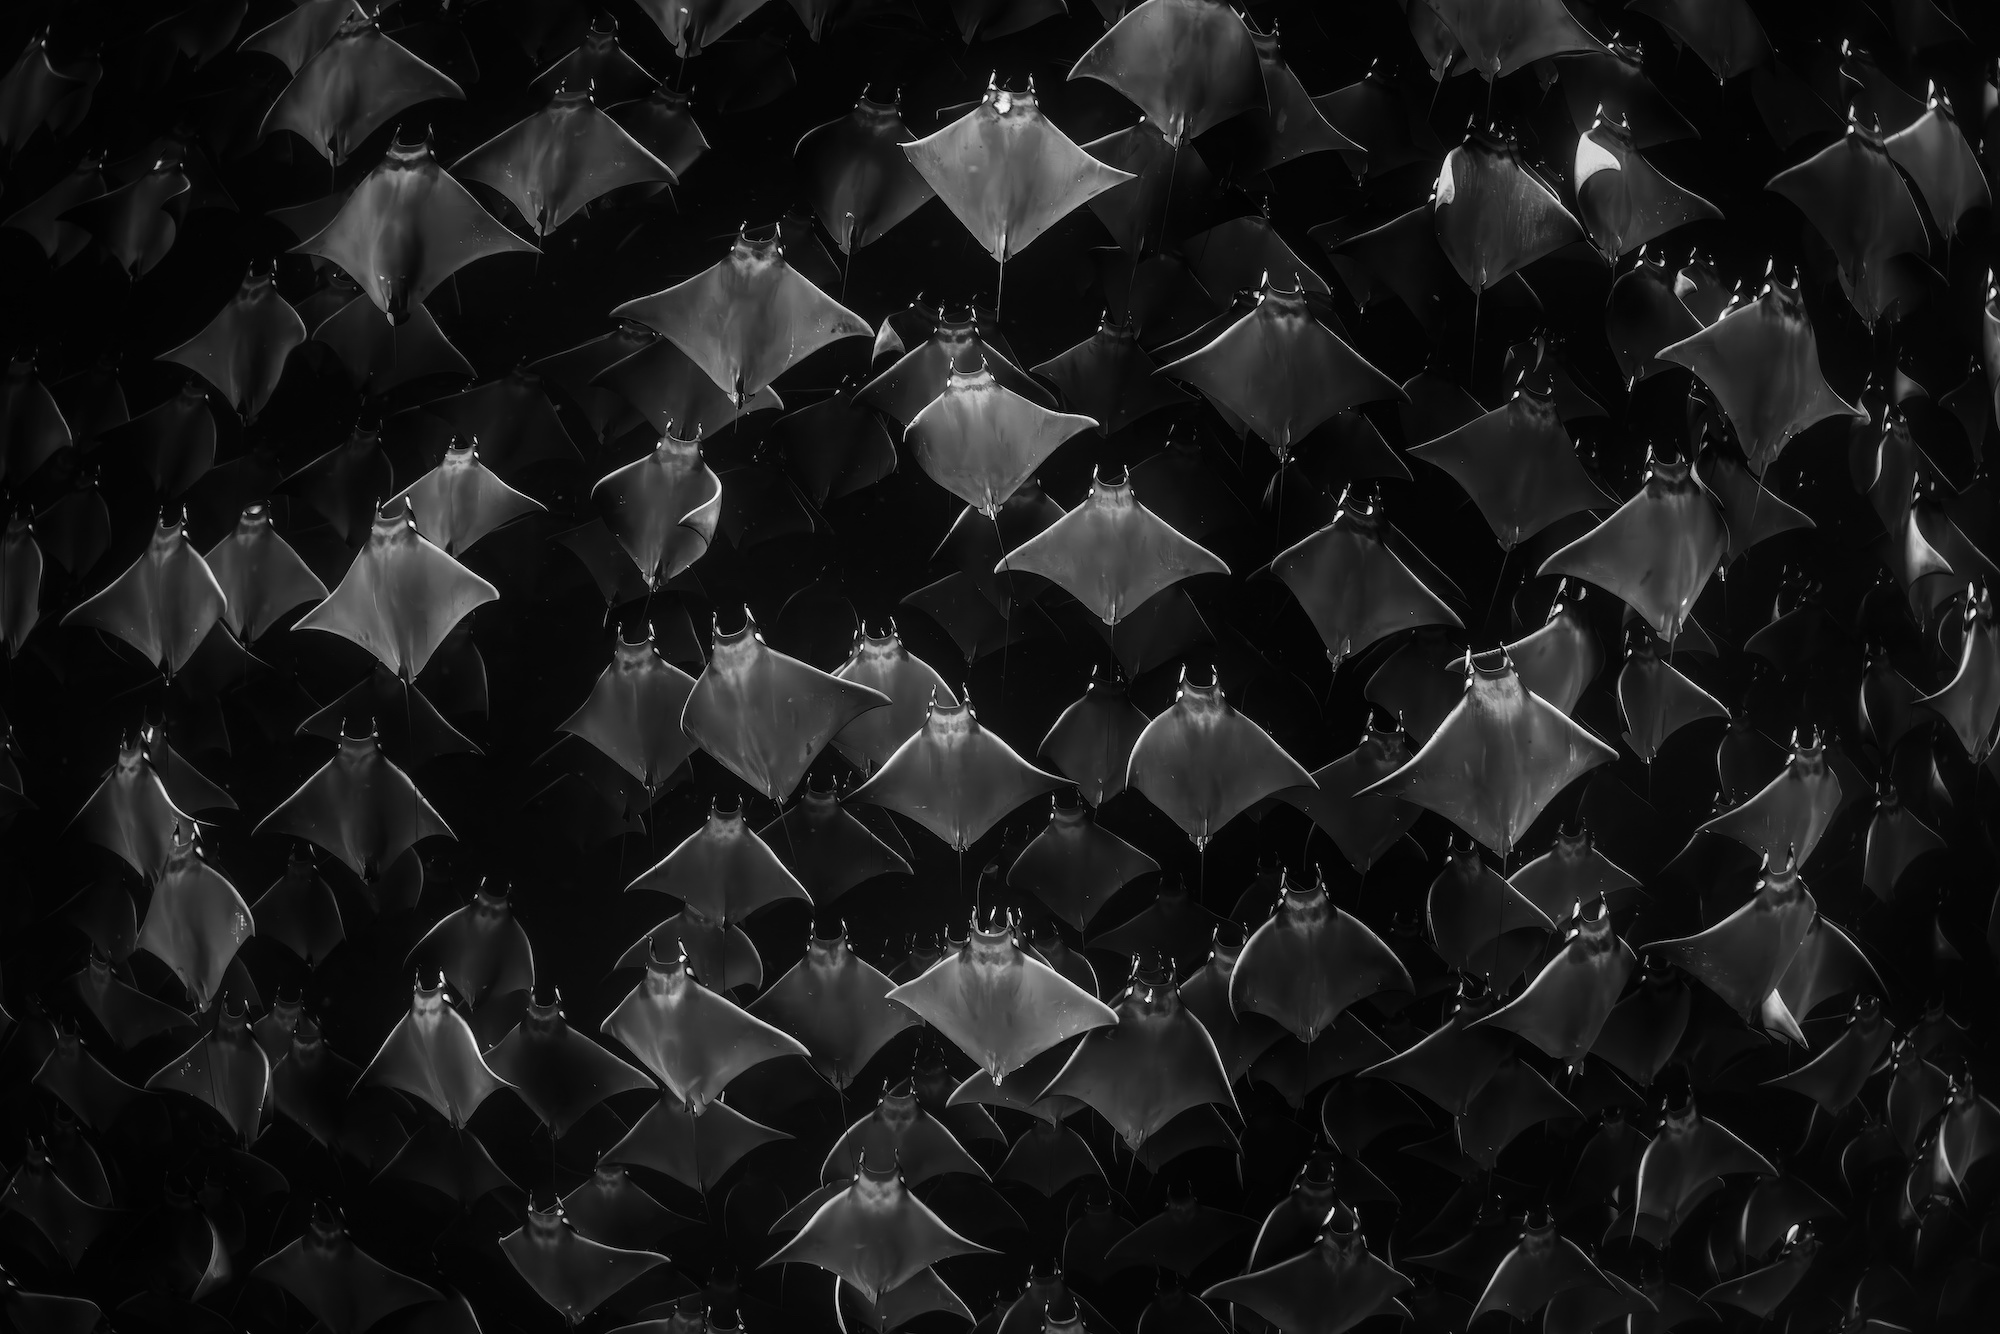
[
  {"left": 612, "top": 224, "right": 869, "bottom": 404},
  {"left": 68, "top": 734, "right": 188, "bottom": 877},
  {"left": 455, "top": 88, "right": 674, "bottom": 237},
  {"left": 1360, "top": 985, "right": 1514, "bottom": 1116},
  {"left": 1768, "top": 120, "right": 1929, "bottom": 324},
  {"left": 1448, "top": 587, "right": 1601, "bottom": 715},
  {"left": 605, "top": 1091, "right": 791, "bottom": 1194},
  {"left": 1884, "top": 89, "right": 1988, "bottom": 240},
  {"left": 142, "top": 721, "right": 232, "bottom": 817},
  {"left": 296, "top": 127, "right": 537, "bottom": 324},
  {"left": 831, "top": 628, "right": 957, "bottom": 772},
  {"left": 1410, "top": 390, "right": 1612, "bottom": 549},
  {"left": 261, "top": 16, "right": 463, "bottom": 165},
  {"left": 203, "top": 503, "right": 328, "bottom": 644},
  {"left": 295, "top": 499, "right": 499, "bottom": 680},
  {"left": 1364, "top": 655, "right": 1617, "bottom": 857},
  {"left": 1127, "top": 668, "right": 1314, "bottom": 847},
  {"left": 1698, "top": 735, "right": 1843, "bottom": 864},
  {"left": 0, "top": 1142, "right": 120, "bottom": 1269},
  {"left": 767, "top": 1152, "right": 991, "bottom": 1303},
  {"left": 1765, "top": 995, "right": 1892, "bottom": 1113},
  {"left": 631, "top": 0, "right": 770, "bottom": 55},
  {"left": 241, "top": 0, "right": 368, "bottom": 74},
  {"left": 136, "top": 825, "right": 255, "bottom": 1010},
  {"left": 426, "top": 368, "right": 582, "bottom": 477},
  {"left": 408, "top": 882, "right": 535, "bottom": 1011},
  {"left": 1696, "top": 446, "right": 1813, "bottom": 562},
  {"left": 146, "top": 1000, "right": 267, "bottom": 1141},
  {"left": 796, "top": 94, "right": 936, "bottom": 254},
  {"left": 1573, "top": 115, "right": 1721, "bottom": 261},
  {"left": 312, "top": 294, "right": 476, "bottom": 395},
  {"left": 532, "top": 320, "right": 656, "bottom": 436},
  {"left": 2, "top": 150, "right": 106, "bottom": 262},
  {"left": 1605, "top": 255, "right": 1705, "bottom": 384},
  {"left": 848, "top": 693, "right": 1063, "bottom": 851},
  {"left": 1554, "top": 45, "right": 1696, "bottom": 146},
  {"left": 905, "top": 367, "right": 1096, "bottom": 516},
  {"left": 561, "top": 1162, "right": 691, "bottom": 1251},
  {"left": 1427, "top": 0, "right": 1604, "bottom": 77},
  {"left": 1475, "top": 900, "right": 1633, "bottom": 1063},
  {"left": 59, "top": 155, "right": 188, "bottom": 278},
  {"left": 255, "top": 724, "right": 452, "bottom": 881},
  {"left": 591, "top": 429, "right": 723, "bottom": 591},
  {"left": 1651, "top": 853, "right": 1816, "bottom": 1023},
  {"left": 1067, "top": 0, "right": 1264, "bottom": 147},
  {"left": 501, "top": 1204, "right": 668, "bottom": 1326},
  {"left": 360, "top": 975, "right": 510, "bottom": 1125},
  {"left": 299, "top": 667, "right": 477, "bottom": 766},
  {"left": 558, "top": 625, "right": 698, "bottom": 793},
  {"left": 1081, "top": 121, "right": 1214, "bottom": 256},
  {"left": 1279, "top": 720, "right": 1420, "bottom": 873},
  {"left": 389, "top": 442, "right": 544, "bottom": 556},
  {"left": 1508, "top": 830, "right": 1636, "bottom": 927},
  {"left": 1099, "top": 1191, "right": 1250, "bottom": 1276},
  {"left": 1203, "top": 1205, "right": 1410, "bottom": 1334},
  {"left": 758, "top": 779, "right": 912, "bottom": 902},
  {"left": 1433, "top": 128, "right": 1583, "bottom": 293},
  {"left": 1230, "top": 873, "right": 1410, "bottom": 1042},
  {"left": 1039, "top": 667, "right": 1151, "bottom": 808},
  {"left": 683, "top": 609, "right": 890, "bottom": 801},
  {"left": 251, "top": 849, "right": 344, "bottom": 967},
  {"left": 1008, "top": 798, "right": 1158, "bottom": 931},
  {"left": 902, "top": 77, "right": 1134, "bottom": 295},
  {"left": 526, "top": 14, "right": 657, "bottom": 102},
  {"left": 1633, "top": 1095, "right": 1775, "bottom": 1238},
  {"left": 253, "top": 1204, "right": 442, "bottom": 1334},
  {"left": 1538, "top": 454, "right": 1727, "bottom": 645},
  {"left": 1619, "top": 637, "right": 1729, "bottom": 762},
  {"left": 1629, "top": 0, "right": 1768, "bottom": 78},
  {"left": 1656, "top": 276, "right": 1864, "bottom": 474},
  {"left": 157, "top": 265, "right": 305, "bottom": 422},
  {"left": 70, "top": 950, "right": 194, "bottom": 1050},
  {"left": 60, "top": 508, "right": 226, "bottom": 675},
  {"left": 1228, "top": 21, "right": 1359, "bottom": 175},
  {"left": 1158, "top": 279, "right": 1402, "bottom": 459},
  {"left": 770, "top": 382, "right": 898, "bottom": 506},
  {"left": 1268, "top": 491, "right": 1462, "bottom": 668},
  {"left": 627, "top": 799, "right": 810, "bottom": 922},
  {"left": 1919, "top": 587, "right": 2000, "bottom": 760},
  {"left": 95, "top": 381, "right": 214, "bottom": 498},
  {"left": 887, "top": 916, "right": 1116, "bottom": 1082},
  {"left": 1863, "top": 786, "right": 1943, "bottom": 901},
  {"left": 818, "top": 1083, "right": 986, "bottom": 1188},
  {"left": 1469, "top": 1216, "right": 1613, "bottom": 1323},
  {"left": 603, "top": 942, "right": 809, "bottom": 1110},
  {"left": 1001, "top": 467, "right": 1226, "bottom": 625},
  {"left": 1032, "top": 319, "right": 1191, "bottom": 434},
  {"left": 860, "top": 304, "right": 1052, "bottom": 426},
  {"left": 1042, "top": 962, "right": 1236, "bottom": 1149},
  {"left": 1425, "top": 845, "right": 1554, "bottom": 978},
  {"left": 34, "top": 1028, "right": 144, "bottom": 1134},
  {"left": 748, "top": 927, "right": 918, "bottom": 1089},
  {"left": 2, "top": 358, "right": 71, "bottom": 490}
]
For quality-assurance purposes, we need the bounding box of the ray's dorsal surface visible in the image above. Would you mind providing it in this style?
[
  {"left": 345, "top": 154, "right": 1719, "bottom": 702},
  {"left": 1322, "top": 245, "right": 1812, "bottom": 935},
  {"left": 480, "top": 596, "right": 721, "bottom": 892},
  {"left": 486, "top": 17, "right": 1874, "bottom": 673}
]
[
  {"left": 682, "top": 609, "right": 890, "bottom": 801},
  {"left": 1364, "top": 655, "right": 1617, "bottom": 857},
  {"left": 613, "top": 224, "right": 870, "bottom": 403},
  {"left": 1001, "top": 467, "right": 1227, "bottom": 625},
  {"left": 887, "top": 916, "right": 1117, "bottom": 1083},
  {"left": 296, "top": 127, "right": 536, "bottom": 325},
  {"left": 902, "top": 78, "right": 1135, "bottom": 265},
  {"left": 294, "top": 499, "right": 499, "bottom": 680}
]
